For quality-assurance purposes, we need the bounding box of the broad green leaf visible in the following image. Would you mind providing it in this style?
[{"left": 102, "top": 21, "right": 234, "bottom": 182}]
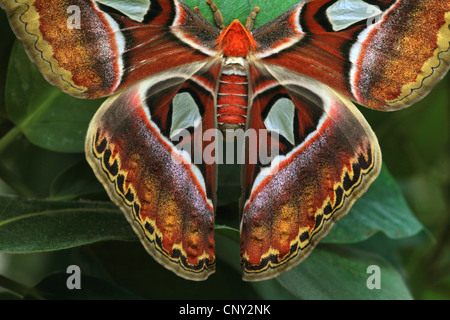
[
  {"left": 277, "top": 244, "right": 413, "bottom": 300},
  {"left": 49, "top": 159, "right": 106, "bottom": 201},
  {"left": 216, "top": 225, "right": 240, "bottom": 243},
  {"left": 0, "top": 195, "right": 135, "bottom": 253},
  {"left": 0, "top": 136, "right": 81, "bottom": 198},
  {"left": 247, "top": 0, "right": 299, "bottom": 29},
  {"left": 183, "top": 0, "right": 298, "bottom": 28},
  {"left": 5, "top": 42, "right": 102, "bottom": 153}
]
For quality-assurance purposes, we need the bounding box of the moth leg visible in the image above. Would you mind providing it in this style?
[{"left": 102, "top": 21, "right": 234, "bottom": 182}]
[
  {"left": 206, "top": 0, "right": 225, "bottom": 29},
  {"left": 245, "top": 7, "right": 260, "bottom": 31}
]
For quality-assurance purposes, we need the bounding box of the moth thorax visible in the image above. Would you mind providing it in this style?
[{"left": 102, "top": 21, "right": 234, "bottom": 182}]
[{"left": 217, "top": 59, "right": 249, "bottom": 134}]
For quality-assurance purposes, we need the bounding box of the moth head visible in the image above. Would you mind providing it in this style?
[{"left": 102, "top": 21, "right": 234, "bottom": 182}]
[{"left": 216, "top": 19, "right": 257, "bottom": 57}]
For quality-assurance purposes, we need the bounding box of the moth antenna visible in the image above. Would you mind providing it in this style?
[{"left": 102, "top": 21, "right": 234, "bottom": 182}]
[
  {"left": 206, "top": 0, "right": 225, "bottom": 29},
  {"left": 193, "top": 6, "right": 206, "bottom": 19},
  {"left": 245, "top": 6, "right": 260, "bottom": 31}
]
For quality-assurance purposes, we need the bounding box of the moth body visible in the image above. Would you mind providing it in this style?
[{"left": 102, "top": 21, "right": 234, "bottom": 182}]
[{"left": 217, "top": 57, "right": 249, "bottom": 132}]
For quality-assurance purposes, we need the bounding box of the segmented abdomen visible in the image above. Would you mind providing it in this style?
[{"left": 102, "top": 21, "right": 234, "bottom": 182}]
[{"left": 217, "top": 71, "right": 248, "bottom": 130}]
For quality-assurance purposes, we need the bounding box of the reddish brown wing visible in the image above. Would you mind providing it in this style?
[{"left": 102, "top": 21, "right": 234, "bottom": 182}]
[
  {"left": 240, "top": 62, "right": 381, "bottom": 281},
  {"left": 85, "top": 62, "right": 221, "bottom": 280},
  {"left": 0, "top": 0, "right": 219, "bottom": 98},
  {"left": 252, "top": 0, "right": 450, "bottom": 110}
]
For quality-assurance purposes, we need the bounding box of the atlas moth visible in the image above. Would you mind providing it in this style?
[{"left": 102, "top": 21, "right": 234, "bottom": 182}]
[{"left": 1, "top": 0, "right": 448, "bottom": 281}]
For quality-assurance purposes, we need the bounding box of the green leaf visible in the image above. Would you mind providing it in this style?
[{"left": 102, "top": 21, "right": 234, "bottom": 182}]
[
  {"left": 277, "top": 244, "right": 413, "bottom": 300},
  {"left": 0, "top": 136, "right": 82, "bottom": 198},
  {"left": 183, "top": 0, "right": 298, "bottom": 28},
  {"left": 49, "top": 159, "right": 106, "bottom": 201},
  {"left": 0, "top": 195, "right": 135, "bottom": 253},
  {"left": 4, "top": 42, "right": 103, "bottom": 153}
]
